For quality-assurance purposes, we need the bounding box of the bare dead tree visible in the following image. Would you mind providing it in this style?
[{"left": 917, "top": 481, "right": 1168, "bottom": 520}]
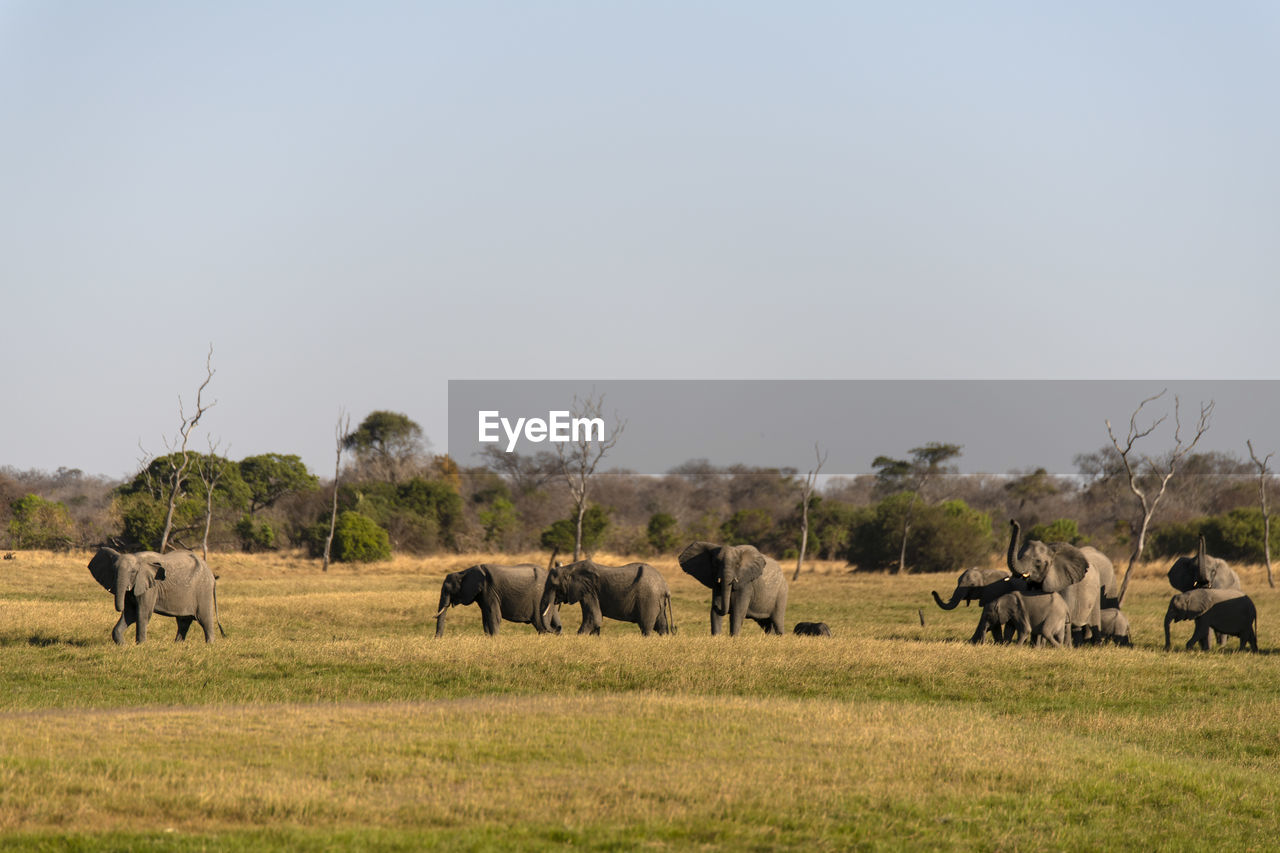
[
  {"left": 1107, "top": 390, "right": 1213, "bottom": 606},
  {"left": 322, "top": 408, "right": 351, "bottom": 572},
  {"left": 195, "top": 436, "right": 229, "bottom": 561},
  {"left": 556, "top": 392, "right": 625, "bottom": 561},
  {"left": 793, "top": 443, "right": 828, "bottom": 581},
  {"left": 1247, "top": 439, "right": 1275, "bottom": 588},
  {"left": 157, "top": 346, "right": 217, "bottom": 553}
]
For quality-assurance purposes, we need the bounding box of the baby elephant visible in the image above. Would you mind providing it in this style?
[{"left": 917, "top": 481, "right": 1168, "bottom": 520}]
[
  {"left": 984, "top": 591, "right": 1069, "bottom": 647},
  {"left": 1164, "top": 589, "right": 1258, "bottom": 652},
  {"left": 793, "top": 622, "right": 831, "bottom": 637},
  {"left": 1099, "top": 608, "right": 1132, "bottom": 646}
]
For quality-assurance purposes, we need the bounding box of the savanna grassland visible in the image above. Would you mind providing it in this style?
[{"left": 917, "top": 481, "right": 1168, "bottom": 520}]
[{"left": 1, "top": 551, "right": 1278, "bottom": 851}]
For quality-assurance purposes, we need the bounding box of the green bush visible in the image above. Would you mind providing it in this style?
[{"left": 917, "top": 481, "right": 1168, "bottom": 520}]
[
  {"left": 235, "top": 515, "right": 276, "bottom": 552},
  {"left": 844, "top": 493, "right": 994, "bottom": 573},
  {"left": 1149, "top": 509, "right": 1276, "bottom": 562},
  {"left": 7, "top": 494, "right": 75, "bottom": 550},
  {"left": 720, "top": 508, "right": 774, "bottom": 547},
  {"left": 541, "top": 505, "right": 610, "bottom": 556},
  {"left": 646, "top": 512, "right": 680, "bottom": 554},
  {"left": 332, "top": 511, "right": 392, "bottom": 563}
]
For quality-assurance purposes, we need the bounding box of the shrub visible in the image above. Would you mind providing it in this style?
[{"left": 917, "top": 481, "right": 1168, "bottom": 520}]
[
  {"left": 7, "top": 494, "right": 75, "bottom": 550},
  {"left": 646, "top": 512, "right": 679, "bottom": 554},
  {"left": 541, "top": 505, "right": 610, "bottom": 557},
  {"left": 720, "top": 508, "right": 774, "bottom": 547},
  {"left": 1029, "top": 518, "right": 1086, "bottom": 546},
  {"left": 845, "top": 493, "right": 994, "bottom": 573},
  {"left": 235, "top": 515, "right": 276, "bottom": 552},
  {"left": 332, "top": 511, "right": 391, "bottom": 563}
]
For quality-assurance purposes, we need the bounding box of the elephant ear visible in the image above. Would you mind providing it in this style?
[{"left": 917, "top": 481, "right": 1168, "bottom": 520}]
[
  {"left": 87, "top": 547, "right": 119, "bottom": 592},
  {"left": 457, "top": 566, "right": 486, "bottom": 605},
  {"left": 731, "top": 546, "right": 767, "bottom": 586},
  {"left": 571, "top": 564, "right": 600, "bottom": 603},
  {"left": 133, "top": 563, "right": 157, "bottom": 595},
  {"left": 1041, "top": 546, "right": 1089, "bottom": 593},
  {"left": 678, "top": 542, "right": 721, "bottom": 589}
]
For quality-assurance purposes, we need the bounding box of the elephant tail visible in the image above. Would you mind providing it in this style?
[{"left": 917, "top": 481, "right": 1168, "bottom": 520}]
[
  {"left": 214, "top": 578, "right": 227, "bottom": 638},
  {"left": 663, "top": 592, "right": 677, "bottom": 635}
]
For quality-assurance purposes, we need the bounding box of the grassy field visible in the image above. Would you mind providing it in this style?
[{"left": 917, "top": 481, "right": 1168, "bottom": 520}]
[{"left": 1, "top": 550, "right": 1278, "bottom": 850}]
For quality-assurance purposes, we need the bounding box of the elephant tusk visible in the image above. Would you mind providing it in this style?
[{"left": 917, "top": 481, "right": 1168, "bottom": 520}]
[{"left": 435, "top": 605, "right": 448, "bottom": 618}]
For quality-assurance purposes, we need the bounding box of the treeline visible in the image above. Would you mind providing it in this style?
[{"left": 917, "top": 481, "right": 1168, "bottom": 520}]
[{"left": 3, "top": 411, "right": 1276, "bottom": 572}]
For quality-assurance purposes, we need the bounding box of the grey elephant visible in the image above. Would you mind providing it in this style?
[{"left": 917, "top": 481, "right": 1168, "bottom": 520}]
[
  {"left": 434, "top": 563, "right": 561, "bottom": 637},
  {"left": 1168, "top": 536, "right": 1241, "bottom": 593},
  {"left": 1164, "top": 588, "right": 1258, "bottom": 652},
  {"left": 678, "top": 541, "right": 787, "bottom": 635},
  {"left": 1099, "top": 608, "right": 1132, "bottom": 646},
  {"left": 538, "top": 559, "right": 673, "bottom": 636},
  {"left": 793, "top": 621, "right": 831, "bottom": 637},
  {"left": 983, "top": 591, "right": 1070, "bottom": 647},
  {"left": 87, "top": 547, "right": 223, "bottom": 644},
  {"left": 932, "top": 567, "right": 1029, "bottom": 643},
  {"left": 1006, "top": 520, "right": 1103, "bottom": 644}
]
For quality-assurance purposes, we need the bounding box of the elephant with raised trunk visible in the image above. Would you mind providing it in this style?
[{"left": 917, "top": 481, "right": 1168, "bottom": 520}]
[
  {"left": 539, "top": 560, "right": 674, "bottom": 636},
  {"left": 1164, "top": 588, "right": 1258, "bottom": 652},
  {"left": 1006, "top": 520, "right": 1103, "bottom": 644},
  {"left": 983, "top": 591, "right": 1070, "bottom": 647},
  {"left": 678, "top": 541, "right": 787, "bottom": 636},
  {"left": 87, "top": 547, "right": 223, "bottom": 644},
  {"left": 434, "top": 564, "right": 561, "bottom": 637},
  {"left": 1168, "top": 536, "right": 1241, "bottom": 593},
  {"left": 932, "top": 567, "right": 1029, "bottom": 643}
]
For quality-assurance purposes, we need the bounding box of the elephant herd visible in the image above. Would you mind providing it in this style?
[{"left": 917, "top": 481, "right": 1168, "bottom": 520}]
[
  {"left": 931, "top": 522, "right": 1259, "bottom": 652},
  {"left": 85, "top": 523, "right": 1259, "bottom": 652}
]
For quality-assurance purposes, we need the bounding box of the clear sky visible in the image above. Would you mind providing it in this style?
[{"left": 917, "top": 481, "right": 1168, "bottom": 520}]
[{"left": 2, "top": 2, "right": 1278, "bottom": 478}]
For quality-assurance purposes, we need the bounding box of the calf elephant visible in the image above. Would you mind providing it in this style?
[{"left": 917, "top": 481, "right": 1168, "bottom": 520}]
[
  {"left": 1164, "top": 588, "right": 1258, "bottom": 652},
  {"left": 538, "top": 560, "right": 673, "bottom": 635},
  {"left": 87, "top": 547, "right": 223, "bottom": 644},
  {"left": 932, "top": 567, "right": 1029, "bottom": 643},
  {"left": 1099, "top": 608, "right": 1132, "bottom": 646},
  {"left": 679, "top": 541, "right": 787, "bottom": 635},
  {"left": 435, "top": 564, "right": 561, "bottom": 637},
  {"left": 793, "top": 622, "right": 831, "bottom": 637},
  {"left": 1168, "top": 536, "right": 1241, "bottom": 593},
  {"left": 1006, "top": 520, "right": 1103, "bottom": 643},
  {"left": 983, "top": 591, "right": 1070, "bottom": 647}
]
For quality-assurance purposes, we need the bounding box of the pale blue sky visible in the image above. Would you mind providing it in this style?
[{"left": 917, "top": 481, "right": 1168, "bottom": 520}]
[{"left": 2, "top": 2, "right": 1278, "bottom": 477}]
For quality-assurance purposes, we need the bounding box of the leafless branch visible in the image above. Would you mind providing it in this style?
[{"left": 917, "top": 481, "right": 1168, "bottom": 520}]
[
  {"left": 794, "top": 442, "right": 828, "bottom": 581},
  {"left": 1247, "top": 438, "right": 1275, "bottom": 588},
  {"left": 323, "top": 407, "right": 351, "bottom": 572},
  {"left": 556, "top": 391, "right": 626, "bottom": 560}
]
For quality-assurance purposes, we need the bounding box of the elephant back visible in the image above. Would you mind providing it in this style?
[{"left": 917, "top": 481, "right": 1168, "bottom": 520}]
[{"left": 157, "top": 552, "right": 212, "bottom": 588}]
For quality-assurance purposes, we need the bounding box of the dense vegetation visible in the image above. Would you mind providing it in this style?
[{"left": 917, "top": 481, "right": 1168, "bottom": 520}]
[{"left": 3, "top": 412, "right": 1276, "bottom": 571}]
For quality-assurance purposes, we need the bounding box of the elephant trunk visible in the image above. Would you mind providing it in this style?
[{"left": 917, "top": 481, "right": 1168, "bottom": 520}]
[
  {"left": 1006, "top": 520, "right": 1023, "bottom": 575},
  {"left": 537, "top": 586, "right": 557, "bottom": 633},
  {"left": 714, "top": 574, "right": 731, "bottom": 616},
  {"left": 434, "top": 591, "right": 451, "bottom": 638},
  {"left": 932, "top": 587, "right": 965, "bottom": 611},
  {"left": 114, "top": 563, "right": 128, "bottom": 613}
]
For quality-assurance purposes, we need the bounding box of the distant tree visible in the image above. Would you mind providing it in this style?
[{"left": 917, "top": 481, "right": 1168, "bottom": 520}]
[
  {"left": 323, "top": 409, "right": 351, "bottom": 572},
  {"left": 556, "top": 392, "right": 625, "bottom": 561},
  {"left": 7, "top": 494, "right": 75, "bottom": 550},
  {"left": 845, "top": 494, "right": 991, "bottom": 573},
  {"left": 478, "top": 496, "right": 519, "bottom": 547},
  {"left": 331, "top": 511, "right": 391, "bottom": 563},
  {"left": 195, "top": 438, "right": 230, "bottom": 560},
  {"left": 794, "top": 443, "right": 827, "bottom": 580},
  {"left": 1247, "top": 440, "right": 1275, "bottom": 588},
  {"left": 541, "top": 504, "right": 611, "bottom": 560},
  {"left": 343, "top": 411, "right": 427, "bottom": 482},
  {"left": 117, "top": 451, "right": 248, "bottom": 551},
  {"left": 239, "top": 453, "right": 318, "bottom": 516},
  {"left": 1107, "top": 390, "right": 1213, "bottom": 606},
  {"left": 646, "top": 512, "right": 680, "bottom": 555},
  {"left": 1028, "top": 518, "right": 1086, "bottom": 546},
  {"left": 872, "top": 442, "right": 963, "bottom": 574},
  {"left": 146, "top": 345, "right": 217, "bottom": 552}
]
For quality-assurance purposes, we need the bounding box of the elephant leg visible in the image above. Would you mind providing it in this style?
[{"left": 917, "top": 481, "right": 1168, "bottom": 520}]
[
  {"left": 175, "top": 616, "right": 193, "bottom": 641},
  {"left": 135, "top": 613, "right": 150, "bottom": 644},
  {"left": 198, "top": 613, "right": 216, "bottom": 643},
  {"left": 111, "top": 614, "right": 128, "bottom": 645},
  {"left": 728, "top": 607, "right": 746, "bottom": 637},
  {"left": 709, "top": 607, "right": 723, "bottom": 636}
]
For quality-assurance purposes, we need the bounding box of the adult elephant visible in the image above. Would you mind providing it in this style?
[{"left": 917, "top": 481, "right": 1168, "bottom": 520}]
[
  {"left": 87, "top": 547, "right": 223, "bottom": 644},
  {"left": 434, "top": 563, "right": 561, "bottom": 637},
  {"left": 538, "top": 559, "right": 673, "bottom": 636},
  {"left": 1167, "top": 536, "right": 1241, "bottom": 593},
  {"left": 1006, "top": 520, "right": 1102, "bottom": 644},
  {"left": 678, "top": 541, "right": 787, "bottom": 636},
  {"left": 1164, "top": 588, "right": 1257, "bottom": 652},
  {"left": 932, "top": 567, "right": 1029, "bottom": 644}
]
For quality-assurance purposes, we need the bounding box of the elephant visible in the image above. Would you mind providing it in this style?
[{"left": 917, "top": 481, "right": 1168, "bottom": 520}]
[
  {"left": 1006, "top": 520, "right": 1103, "bottom": 644},
  {"left": 1167, "top": 536, "right": 1241, "bottom": 593},
  {"left": 678, "top": 541, "right": 787, "bottom": 636},
  {"left": 538, "top": 559, "right": 673, "bottom": 636},
  {"left": 1164, "top": 588, "right": 1258, "bottom": 652},
  {"left": 793, "top": 621, "right": 831, "bottom": 637},
  {"left": 982, "top": 591, "right": 1070, "bottom": 647},
  {"left": 1098, "top": 608, "right": 1132, "bottom": 646},
  {"left": 932, "top": 566, "right": 1029, "bottom": 643},
  {"left": 87, "top": 547, "right": 223, "bottom": 644},
  {"left": 434, "top": 563, "right": 561, "bottom": 637}
]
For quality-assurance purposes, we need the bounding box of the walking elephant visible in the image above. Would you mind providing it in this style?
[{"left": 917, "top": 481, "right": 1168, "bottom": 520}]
[
  {"left": 1006, "top": 520, "right": 1103, "bottom": 643},
  {"left": 1167, "top": 536, "right": 1241, "bottom": 593},
  {"left": 678, "top": 541, "right": 787, "bottom": 635},
  {"left": 87, "top": 547, "right": 223, "bottom": 644},
  {"left": 983, "top": 591, "right": 1070, "bottom": 647},
  {"left": 434, "top": 563, "right": 561, "bottom": 637},
  {"left": 538, "top": 559, "right": 673, "bottom": 635},
  {"left": 932, "top": 567, "right": 1029, "bottom": 643},
  {"left": 1164, "top": 588, "right": 1258, "bottom": 652}
]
